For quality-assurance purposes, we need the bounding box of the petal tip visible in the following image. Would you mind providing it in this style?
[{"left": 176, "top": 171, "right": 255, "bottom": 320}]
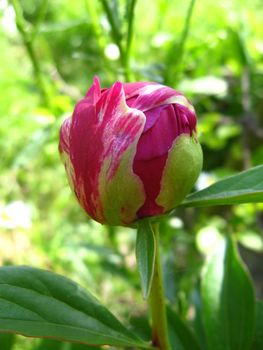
[
  {"left": 111, "top": 81, "right": 124, "bottom": 96},
  {"left": 85, "top": 76, "right": 101, "bottom": 104}
]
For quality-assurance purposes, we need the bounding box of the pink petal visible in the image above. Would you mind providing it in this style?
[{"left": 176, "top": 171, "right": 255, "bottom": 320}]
[
  {"left": 133, "top": 100, "right": 197, "bottom": 218},
  {"left": 129, "top": 85, "right": 181, "bottom": 112},
  {"left": 84, "top": 76, "right": 101, "bottom": 104},
  {"left": 135, "top": 104, "right": 195, "bottom": 161},
  {"left": 59, "top": 117, "right": 77, "bottom": 195},
  {"left": 59, "top": 117, "right": 71, "bottom": 155},
  {"left": 123, "top": 82, "right": 158, "bottom": 99},
  {"left": 69, "top": 81, "right": 146, "bottom": 223}
]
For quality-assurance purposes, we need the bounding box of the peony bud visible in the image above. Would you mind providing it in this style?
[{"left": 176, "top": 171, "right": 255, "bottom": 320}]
[{"left": 59, "top": 77, "right": 203, "bottom": 226}]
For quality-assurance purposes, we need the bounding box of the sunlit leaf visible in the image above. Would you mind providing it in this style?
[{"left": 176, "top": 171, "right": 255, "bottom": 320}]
[
  {"left": 179, "top": 76, "right": 227, "bottom": 96},
  {"left": 181, "top": 165, "right": 263, "bottom": 208}
]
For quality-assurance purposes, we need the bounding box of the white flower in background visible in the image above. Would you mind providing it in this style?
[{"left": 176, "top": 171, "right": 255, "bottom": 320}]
[{"left": 0, "top": 201, "right": 32, "bottom": 229}]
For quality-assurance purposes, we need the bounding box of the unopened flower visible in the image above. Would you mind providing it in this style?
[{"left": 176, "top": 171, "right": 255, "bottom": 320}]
[{"left": 59, "top": 77, "right": 202, "bottom": 226}]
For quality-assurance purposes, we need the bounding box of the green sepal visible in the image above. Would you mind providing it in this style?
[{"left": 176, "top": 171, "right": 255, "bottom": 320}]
[{"left": 157, "top": 134, "right": 203, "bottom": 211}]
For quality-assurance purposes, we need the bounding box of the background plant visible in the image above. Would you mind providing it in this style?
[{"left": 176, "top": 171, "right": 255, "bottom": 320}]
[{"left": 0, "top": 0, "right": 263, "bottom": 349}]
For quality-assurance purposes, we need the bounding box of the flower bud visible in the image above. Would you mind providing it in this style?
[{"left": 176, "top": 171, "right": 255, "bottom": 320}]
[{"left": 59, "top": 77, "right": 202, "bottom": 226}]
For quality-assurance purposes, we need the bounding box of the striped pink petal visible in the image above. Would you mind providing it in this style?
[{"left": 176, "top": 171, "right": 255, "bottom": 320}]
[{"left": 65, "top": 79, "right": 146, "bottom": 224}]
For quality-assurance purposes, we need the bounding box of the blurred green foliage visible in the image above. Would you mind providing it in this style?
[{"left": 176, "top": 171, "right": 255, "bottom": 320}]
[{"left": 0, "top": 0, "right": 263, "bottom": 349}]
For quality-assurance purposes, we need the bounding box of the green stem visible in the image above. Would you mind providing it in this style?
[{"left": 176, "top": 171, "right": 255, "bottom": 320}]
[
  {"left": 164, "top": 0, "right": 196, "bottom": 85},
  {"left": 149, "top": 222, "right": 171, "bottom": 350},
  {"left": 10, "top": 0, "right": 51, "bottom": 107},
  {"left": 177, "top": 0, "right": 196, "bottom": 61},
  {"left": 125, "top": 0, "right": 137, "bottom": 81},
  {"left": 85, "top": 0, "right": 106, "bottom": 51},
  {"left": 31, "top": 0, "right": 49, "bottom": 41},
  {"left": 99, "top": 0, "right": 131, "bottom": 81}
]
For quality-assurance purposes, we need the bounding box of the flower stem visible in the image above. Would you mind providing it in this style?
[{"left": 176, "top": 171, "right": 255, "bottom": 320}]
[
  {"left": 149, "top": 222, "right": 171, "bottom": 350},
  {"left": 98, "top": 0, "right": 134, "bottom": 82},
  {"left": 10, "top": 0, "right": 51, "bottom": 107}
]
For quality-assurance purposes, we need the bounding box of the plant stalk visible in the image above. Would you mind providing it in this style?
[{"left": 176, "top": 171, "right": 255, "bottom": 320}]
[
  {"left": 10, "top": 0, "right": 51, "bottom": 107},
  {"left": 125, "top": 0, "right": 137, "bottom": 81},
  {"left": 164, "top": 0, "right": 196, "bottom": 85},
  {"left": 149, "top": 222, "right": 171, "bottom": 350},
  {"left": 99, "top": 0, "right": 132, "bottom": 82}
]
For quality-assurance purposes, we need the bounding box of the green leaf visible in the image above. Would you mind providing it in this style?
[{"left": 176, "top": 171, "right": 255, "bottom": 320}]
[
  {"left": 191, "top": 290, "right": 207, "bottom": 350},
  {"left": 129, "top": 314, "right": 151, "bottom": 342},
  {"left": 70, "top": 344, "right": 101, "bottom": 350},
  {"left": 181, "top": 165, "right": 263, "bottom": 207},
  {"left": 167, "top": 306, "right": 202, "bottom": 350},
  {"left": 251, "top": 301, "right": 263, "bottom": 350},
  {"left": 36, "top": 338, "right": 102, "bottom": 350},
  {"left": 0, "top": 266, "right": 149, "bottom": 348},
  {"left": 0, "top": 333, "right": 15, "bottom": 350},
  {"left": 201, "top": 237, "right": 255, "bottom": 350},
  {"left": 36, "top": 339, "right": 68, "bottom": 350},
  {"left": 136, "top": 219, "right": 156, "bottom": 299}
]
